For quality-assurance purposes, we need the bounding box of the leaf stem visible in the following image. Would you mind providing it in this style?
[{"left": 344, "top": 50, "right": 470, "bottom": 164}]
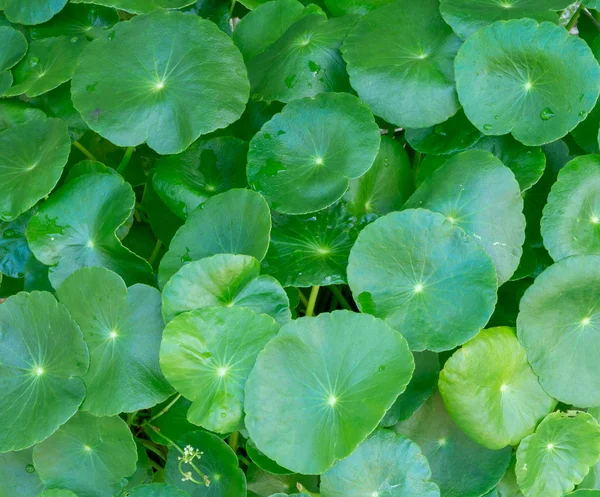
[
  {"left": 230, "top": 0, "right": 237, "bottom": 15},
  {"left": 126, "top": 410, "right": 138, "bottom": 426},
  {"left": 148, "top": 459, "right": 163, "bottom": 471},
  {"left": 329, "top": 286, "right": 352, "bottom": 311},
  {"left": 583, "top": 8, "right": 600, "bottom": 30},
  {"left": 117, "top": 146, "right": 135, "bottom": 174},
  {"left": 305, "top": 286, "right": 320, "bottom": 316},
  {"left": 73, "top": 141, "right": 97, "bottom": 162},
  {"left": 298, "top": 288, "right": 309, "bottom": 307},
  {"left": 297, "top": 483, "right": 320, "bottom": 496},
  {"left": 148, "top": 239, "right": 163, "bottom": 266},
  {"left": 566, "top": 3, "right": 583, "bottom": 31},
  {"left": 148, "top": 393, "right": 180, "bottom": 423},
  {"left": 138, "top": 438, "right": 167, "bottom": 461},
  {"left": 228, "top": 430, "right": 239, "bottom": 452}
]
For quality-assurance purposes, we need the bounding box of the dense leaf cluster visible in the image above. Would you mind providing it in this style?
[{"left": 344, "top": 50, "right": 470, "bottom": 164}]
[{"left": 1, "top": 1, "right": 600, "bottom": 497}]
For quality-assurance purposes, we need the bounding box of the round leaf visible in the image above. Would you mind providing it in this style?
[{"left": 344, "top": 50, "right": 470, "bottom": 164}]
[
  {"left": 245, "top": 310, "right": 414, "bottom": 474},
  {"left": 440, "top": 0, "right": 573, "bottom": 39},
  {"left": 70, "top": 0, "right": 196, "bottom": 14},
  {"left": 0, "top": 448, "right": 45, "bottom": 497},
  {"left": 0, "top": 209, "right": 33, "bottom": 278},
  {"left": 153, "top": 136, "right": 248, "bottom": 219},
  {"left": 247, "top": 14, "right": 355, "bottom": 103},
  {"left": 347, "top": 209, "right": 498, "bottom": 352},
  {"left": 33, "top": 411, "right": 137, "bottom": 497},
  {"left": 0, "top": 291, "right": 88, "bottom": 453},
  {"left": 1, "top": 0, "right": 68, "bottom": 25},
  {"left": 4, "top": 36, "right": 87, "bottom": 98},
  {"left": 455, "top": 19, "right": 600, "bottom": 146},
  {"left": 0, "top": 26, "right": 27, "bottom": 71},
  {"left": 541, "top": 155, "right": 600, "bottom": 261},
  {"left": 71, "top": 10, "right": 249, "bottom": 155},
  {"left": 404, "top": 150, "right": 525, "bottom": 284},
  {"left": 247, "top": 92, "right": 380, "bottom": 214},
  {"left": 516, "top": 412, "right": 600, "bottom": 497},
  {"left": 324, "top": 0, "right": 394, "bottom": 16},
  {"left": 439, "top": 327, "right": 556, "bottom": 450},
  {"left": 0, "top": 118, "right": 70, "bottom": 222},
  {"left": 344, "top": 135, "right": 413, "bottom": 218},
  {"left": 158, "top": 189, "right": 271, "bottom": 288},
  {"left": 165, "top": 430, "right": 247, "bottom": 497},
  {"left": 396, "top": 393, "right": 512, "bottom": 497},
  {"left": 161, "top": 306, "right": 280, "bottom": 433},
  {"left": 27, "top": 172, "right": 155, "bottom": 288},
  {"left": 0, "top": 101, "right": 45, "bottom": 133},
  {"left": 127, "top": 483, "right": 189, "bottom": 497},
  {"left": 261, "top": 202, "right": 360, "bottom": 287},
  {"left": 57, "top": 267, "right": 173, "bottom": 416},
  {"left": 162, "top": 254, "right": 291, "bottom": 324},
  {"left": 517, "top": 255, "right": 600, "bottom": 406},
  {"left": 321, "top": 429, "right": 440, "bottom": 497},
  {"left": 246, "top": 439, "right": 293, "bottom": 476},
  {"left": 341, "top": 0, "right": 462, "bottom": 129}
]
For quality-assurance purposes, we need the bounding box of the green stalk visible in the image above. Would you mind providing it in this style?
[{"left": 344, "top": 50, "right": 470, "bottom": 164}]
[
  {"left": 147, "top": 393, "right": 180, "bottom": 423},
  {"left": 117, "top": 146, "right": 135, "bottom": 174},
  {"left": 148, "top": 239, "right": 163, "bottom": 266},
  {"left": 73, "top": 141, "right": 97, "bottom": 162},
  {"left": 329, "top": 286, "right": 352, "bottom": 311},
  {"left": 305, "top": 286, "right": 320, "bottom": 316},
  {"left": 228, "top": 430, "right": 239, "bottom": 452},
  {"left": 566, "top": 3, "right": 583, "bottom": 31}
]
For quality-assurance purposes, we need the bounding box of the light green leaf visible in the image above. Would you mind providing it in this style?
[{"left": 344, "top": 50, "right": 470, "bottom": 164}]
[
  {"left": 0, "top": 291, "right": 88, "bottom": 453},
  {"left": 517, "top": 255, "right": 600, "bottom": 406},
  {"left": 36, "top": 491, "right": 78, "bottom": 497},
  {"left": 516, "top": 412, "right": 600, "bottom": 497},
  {"left": 161, "top": 307, "right": 279, "bottom": 433},
  {"left": 27, "top": 172, "right": 155, "bottom": 288},
  {"left": 4, "top": 36, "right": 87, "bottom": 98},
  {"left": 126, "top": 483, "right": 189, "bottom": 497},
  {"left": 57, "top": 267, "right": 173, "bottom": 416},
  {"left": 321, "top": 429, "right": 440, "bottom": 497},
  {"left": 342, "top": 0, "right": 462, "bottom": 128},
  {"left": 261, "top": 202, "right": 360, "bottom": 287},
  {"left": 396, "top": 393, "right": 512, "bottom": 497},
  {"left": 404, "top": 150, "right": 525, "bottom": 284},
  {"left": 247, "top": 92, "right": 380, "bottom": 214},
  {"left": 162, "top": 254, "right": 291, "bottom": 324},
  {"left": 33, "top": 412, "right": 137, "bottom": 497},
  {"left": 455, "top": 19, "right": 600, "bottom": 146},
  {"left": 541, "top": 155, "right": 600, "bottom": 261},
  {"left": 71, "top": 10, "right": 249, "bottom": 155},
  {"left": 246, "top": 439, "right": 293, "bottom": 476},
  {"left": 347, "top": 209, "right": 498, "bottom": 351},
  {"left": 0, "top": 448, "right": 46, "bottom": 497},
  {"left": 153, "top": 136, "right": 248, "bottom": 219},
  {"left": 324, "top": 0, "right": 394, "bottom": 17},
  {"left": 0, "top": 26, "right": 27, "bottom": 72},
  {"left": 1, "top": 0, "right": 68, "bottom": 25},
  {"left": 439, "top": 327, "right": 556, "bottom": 450},
  {"left": 70, "top": 0, "right": 196, "bottom": 14},
  {"left": 0, "top": 118, "right": 70, "bottom": 222},
  {"left": 245, "top": 310, "right": 414, "bottom": 474},
  {"left": 158, "top": 189, "right": 271, "bottom": 288}
]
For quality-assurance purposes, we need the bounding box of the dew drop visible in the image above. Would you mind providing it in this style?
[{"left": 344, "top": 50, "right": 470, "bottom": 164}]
[
  {"left": 494, "top": 115, "right": 500, "bottom": 120},
  {"left": 221, "top": 412, "right": 227, "bottom": 418},
  {"left": 378, "top": 365, "right": 386, "bottom": 372},
  {"left": 25, "top": 464, "right": 35, "bottom": 473},
  {"left": 433, "top": 124, "right": 447, "bottom": 137},
  {"left": 540, "top": 108, "right": 555, "bottom": 121},
  {"left": 3, "top": 228, "right": 20, "bottom": 238},
  {"left": 28, "top": 57, "right": 40, "bottom": 68},
  {"left": 108, "top": 31, "right": 115, "bottom": 41},
  {"left": 0, "top": 212, "right": 13, "bottom": 221},
  {"left": 86, "top": 81, "right": 98, "bottom": 93},
  {"left": 579, "top": 110, "right": 588, "bottom": 118},
  {"left": 70, "top": 36, "right": 79, "bottom": 43},
  {"left": 483, "top": 124, "right": 492, "bottom": 130}
]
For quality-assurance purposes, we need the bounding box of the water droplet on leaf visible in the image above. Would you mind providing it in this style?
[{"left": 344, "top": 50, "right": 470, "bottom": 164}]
[
  {"left": 540, "top": 108, "right": 555, "bottom": 121},
  {"left": 25, "top": 464, "right": 35, "bottom": 473},
  {"left": 28, "top": 57, "right": 40, "bottom": 68},
  {"left": 483, "top": 124, "right": 492, "bottom": 130}
]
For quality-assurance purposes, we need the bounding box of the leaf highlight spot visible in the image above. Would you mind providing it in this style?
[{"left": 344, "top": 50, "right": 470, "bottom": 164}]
[
  {"left": 86, "top": 240, "right": 94, "bottom": 248},
  {"left": 413, "top": 283, "right": 424, "bottom": 294},
  {"left": 109, "top": 330, "right": 118, "bottom": 339},
  {"left": 34, "top": 367, "right": 44, "bottom": 376},
  {"left": 327, "top": 395, "right": 338, "bottom": 407},
  {"left": 217, "top": 367, "right": 229, "bottom": 377},
  {"left": 154, "top": 81, "right": 166, "bottom": 91},
  {"left": 546, "top": 443, "right": 554, "bottom": 451},
  {"left": 500, "top": 383, "right": 508, "bottom": 392},
  {"left": 582, "top": 317, "right": 591, "bottom": 326},
  {"left": 524, "top": 81, "right": 533, "bottom": 91},
  {"left": 438, "top": 438, "right": 447, "bottom": 446},
  {"left": 447, "top": 216, "right": 456, "bottom": 223},
  {"left": 591, "top": 216, "right": 599, "bottom": 224},
  {"left": 83, "top": 445, "right": 93, "bottom": 452},
  {"left": 315, "top": 156, "right": 324, "bottom": 166}
]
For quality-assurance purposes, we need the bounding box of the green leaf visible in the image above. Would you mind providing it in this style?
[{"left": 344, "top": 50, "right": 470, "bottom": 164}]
[
  {"left": 405, "top": 111, "right": 482, "bottom": 156},
  {"left": 70, "top": 0, "right": 196, "bottom": 14},
  {"left": 71, "top": 10, "right": 249, "bottom": 155},
  {"left": 455, "top": 19, "right": 600, "bottom": 146},
  {"left": 142, "top": 178, "right": 183, "bottom": 246},
  {"left": 30, "top": 83, "right": 88, "bottom": 139},
  {"left": 347, "top": 209, "right": 498, "bottom": 351},
  {"left": 56, "top": 267, "right": 173, "bottom": 415},
  {"left": 516, "top": 412, "right": 600, "bottom": 497},
  {"left": 567, "top": 492, "right": 600, "bottom": 497},
  {"left": 0, "top": 26, "right": 27, "bottom": 72},
  {"left": 344, "top": 135, "right": 413, "bottom": 218},
  {"left": 380, "top": 351, "right": 440, "bottom": 427},
  {"left": 321, "top": 429, "right": 440, "bottom": 497},
  {"left": 162, "top": 254, "right": 291, "bottom": 324},
  {"left": 341, "top": 0, "right": 462, "bottom": 128},
  {"left": 0, "top": 208, "right": 33, "bottom": 278},
  {"left": 404, "top": 150, "right": 525, "bottom": 284},
  {"left": 165, "top": 431, "right": 247, "bottom": 497},
  {"left": 0, "top": 101, "right": 46, "bottom": 132},
  {"left": 517, "top": 255, "right": 600, "bottom": 406},
  {"left": 4, "top": 36, "right": 87, "bottom": 98},
  {"left": 245, "top": 310, "right": 414, "bottom": 474},
  {"left": 126, "top": 483, "right": 189, "bottom": 497},
  {"left": 247, "top": 93, "right": 380, "bottom": 214},
  {"left": 160, "top": 306, "right": 279, "bottom": 433},
  {"left": 440, "top": 0, "right": 572, "bottom": 39},
  {"left": 246, "top": 439, "right": 293, "bottom": 476},
  {"left": 158, "top": 189, "right": 271, "bottom": 288},
  {"left": 1, "top": 0, "right": 68, "bottom": 25},
  {"left": 0, "top": 118, "right": 70, "bottom": 222},
  {"left": 33, "top": 411, "right": 137, "bottom": 497},
  {"left": 247, "top": 14, "right": 355, "bottom": 103},
  {"left": 541, "top": 155, "right": 600, "bottom": 261},
  {"left": 324, "top": 0, "right": 394, "bottom": 17},
  {"left": 36, "top": 490, "right": 78, "bottom": 497},
  {"left": 232, "top": 0, "right": 311, "bottom": 61},
  {"left": 0, "top": 70, "right": 12, "bottom": 95},
  {"left": 29, "top": 3, "right": 120, "bottom": 41},
  {"left": 153, "top": 136, "right": 249, "bottom": 219},
  {"left": 0, "top": 291, "right": 88, "bottom": 453},
  {"left": 261, "top": 202, "right": 360, "bottom": 287},
  {"left": 396, "top": 393, "right": 512, "bottom": 497},
  {"left": 0, "top": 448, "right": 46, "bottom": 497},
  {"left": 439, "top": 327, "right": 556, "bottom": 450},
  {"left": 27, "top": 172, "right": 155, "bottom": 288}
]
